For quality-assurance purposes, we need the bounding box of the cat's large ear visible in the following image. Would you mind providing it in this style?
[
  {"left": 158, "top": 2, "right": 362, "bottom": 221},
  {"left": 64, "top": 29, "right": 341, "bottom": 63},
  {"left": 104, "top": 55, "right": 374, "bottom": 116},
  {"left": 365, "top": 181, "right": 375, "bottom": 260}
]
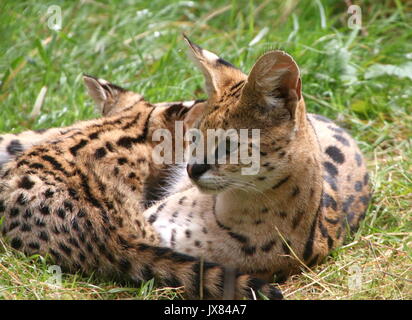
[
  {"left": 240, "top": 51, "right": 301, "bottom": 117},
  {"left": 83, "top": 75, "right": 143, "bottom": 116},
  {"left": 184, "top": 35, "right": 245, "bottom": 98},
  {"left": 183, "top": 101, "right": 207, "bottom": 129}
]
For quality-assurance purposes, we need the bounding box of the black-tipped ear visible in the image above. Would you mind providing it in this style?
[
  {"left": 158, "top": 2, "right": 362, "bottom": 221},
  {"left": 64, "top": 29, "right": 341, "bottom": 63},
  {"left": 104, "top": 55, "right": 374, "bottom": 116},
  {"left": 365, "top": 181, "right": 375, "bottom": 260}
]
[
  {"left": 183, "top": 35, "right": 245, "bottom": 99},
  {"left": 240, "top": 51, "right": 301, "bottom": 116},
  {"left": 83, "top": 75, "right": 127, "bottom": 115},
  {"left": 183, "top": 101, "right": 207, "bottom": 129},
  {"left": 163, "top": 100, "right": 207, "bottom": 131}
]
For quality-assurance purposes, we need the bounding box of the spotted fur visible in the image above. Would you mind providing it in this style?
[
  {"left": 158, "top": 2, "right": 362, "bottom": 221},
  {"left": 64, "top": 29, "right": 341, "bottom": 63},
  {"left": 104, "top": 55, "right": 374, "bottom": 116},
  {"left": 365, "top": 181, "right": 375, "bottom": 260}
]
[
  {"left": 0, "top": 76, "right": 281, "bottom": 299},
  {"left": 0, "top": 75, "right": 204, "bottom": 172},
  {"left": 143, "top": 38, "right": 371, "bottom": 283}
]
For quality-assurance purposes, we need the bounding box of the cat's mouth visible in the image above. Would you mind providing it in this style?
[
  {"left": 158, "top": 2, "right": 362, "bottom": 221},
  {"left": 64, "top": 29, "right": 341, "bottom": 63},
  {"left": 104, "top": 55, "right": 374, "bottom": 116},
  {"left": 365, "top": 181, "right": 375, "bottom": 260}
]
[{"left": 191, "top": 178, "right": 229, "bottom": 194}]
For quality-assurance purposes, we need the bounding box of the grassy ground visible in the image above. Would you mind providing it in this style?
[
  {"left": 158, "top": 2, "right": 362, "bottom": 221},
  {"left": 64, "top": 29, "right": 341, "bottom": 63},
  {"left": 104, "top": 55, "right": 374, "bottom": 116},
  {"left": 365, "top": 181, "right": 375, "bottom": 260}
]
[{"left": 0, "top": 0, "right": 410, "bottom": 300}]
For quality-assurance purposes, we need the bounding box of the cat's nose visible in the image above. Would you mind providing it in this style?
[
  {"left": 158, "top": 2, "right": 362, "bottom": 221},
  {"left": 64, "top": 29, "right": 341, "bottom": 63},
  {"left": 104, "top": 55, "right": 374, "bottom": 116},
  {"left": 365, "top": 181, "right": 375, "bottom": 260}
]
[{"left": 187, "top": 163, "right": 211, "bottom": 180}]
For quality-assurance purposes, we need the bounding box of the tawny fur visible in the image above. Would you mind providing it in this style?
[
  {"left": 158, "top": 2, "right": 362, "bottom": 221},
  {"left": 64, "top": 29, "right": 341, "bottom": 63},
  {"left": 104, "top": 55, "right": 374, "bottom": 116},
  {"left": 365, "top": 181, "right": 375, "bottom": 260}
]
[
  {"left": 0, "top": 76, "right": 281, "bottom": 300},
  {"left": 144, "top": 39, "right": 371, "bottom": 282}
]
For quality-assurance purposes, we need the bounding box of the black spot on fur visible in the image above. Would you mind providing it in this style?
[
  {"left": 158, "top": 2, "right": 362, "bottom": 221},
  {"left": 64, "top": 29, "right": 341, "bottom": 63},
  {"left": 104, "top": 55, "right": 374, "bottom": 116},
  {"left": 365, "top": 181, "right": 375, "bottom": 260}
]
[
  {"left": 170, "top": 229, "right": 176, "bottom": 247},
  {"left": 272, "top": 175, "right": 290, "bottom": 190},
  {"left": 8, "top": 221, "right": 20, "bottom": 231},
  {"left": 17, "top": 160, "right": 29, "bottom": 168},
  {"left": 30, "top": 163, "right": 44, "bottom": 169},
  {"left": 261, "top": 240, "right": 276, "bottom": 252},
  {"left": 68, "top": 188, "right": 79, "bottom": 200},
  {"left": 34, "top": 128, "right": 48, "bottom": 134},
  {"left": 163, "top": 275, "right": 182, "bottom": 288},
  {"left": 7, "top": 140, "right": 23, "bottom": 155},
  {"left": 11, "top": 237, "right": 23, "bottom": 249},
  {"left": 41, "top": 155, "right": 71, "bottom": 176},
  {"left": 59, "top": 243, "right": 72, "bottom": 256},
  {"left": 28, "top": 242, "right": 40, "bottom": 250},
  {"left": 333, "top": 134, "right": 350, "bottom": 147},
  {"left": 94, "top": 147, "right": 107, "bottom": 159},
  {"left": 279, "top": 211, "right": 287, "bottom": 218},
  {"left": 89, "top": 132, "right": 99, "bottom": 140},
  {"left": 44, "top": 189, "right": 54, "bottom": 199},
  {"left": 325, "top": 146, "right": 345, "bottom": 164},
  {"left": 342, "top": 195, "right": 355, "bottom": 214},
  {"left": 79, "top": 253, "right": 86, "bottom": 263},
  {"left": 325, "top": 217, "right": 340, "bottom": 225},
  {"left": 39, "top": 204, "right": 50, "bottom": 215},
  {"left": 355, "top": 181, "right": 363, "bottom": 192},
  {"left": 323, "top": 161, "right": 338, "bottom": 177},
  {"left": 18, "top": 176, "right": 35, "bottom": 190},
  {"left": 242, "top": 245, "right": 256, "bottom": 255},
  {"left": 355, "top": 153, "right": 362, "bottom": 166},
  {"left": 118, "top": 258, "right": 132, "bottom": 272},
  {"left": 148, "top": 214, "right": 157, "bottom": 224},
  {"left": 34, "top": 218, "right": 46, "bottom": 227},
  {"left": 105, "top": 142, "right": 115, "bottom": 152},
  {"left": 363, "top": 173, "right": 369, "bottom": 186},
  {"left": 38, "top": 231, "right": 49, "bottom": 242},
  {"left": 116, "top": 137, "right": 134, "bottom": 149},
  {"left": 20, "top": 223, "right": 31, "bottom": 232},
  {"left": 327, "top": 125, "right": 345, "bottom": 134},
  {"left": 292, "top": 210, "right": 305, "bottom": 229},
  {"left": 313, "top": 115, "right": 332, "bottom": 123},
  {"left": 324, "top": 174, "right": 338, "bottom": 191},
  {"left": 69, "top": 139, "right": 88, "bottom": 156},
  {"left": 17, "top": 193, "right": 27, "bottom": 205},
  {"left": 178, "top": 196, "right": 187, "bottom": 205},
  {"left": 64, "top": 201, "right": 73, "bottom": 212},
  {"left": 307, "top": 254, "right": 319, "bottom": 268},
  {"left": 291, "top": 186, "right": 300, "bottom": 197},
  {"left": 10, "top": 207, "right": 19, "bottom": 217},
  {"left": 49, "top": 249, "right": 61, "bottom": 261},
  {"left": 303, "top": 202, "right": 322, "bottom": 262},
  {"left": 360, "top": 195, "right": 370, "bottom": 206},
  {"left": 68, "top": 237, "right": 80, "bottom": 248},
  {"left": 322, "top": 193, "right": 337, "bottom": 211},
  {"left": 77, "top": 209, "right": 86, "bottom": 218},
  {"left": 228, "top": 232, "right": 248, "bottom": 244},
  {"left": 57, "top": 208, "right": 66, "bottom": 219},
  {"left": 117, "top": 157, "right": 127, "bottom": 165}
]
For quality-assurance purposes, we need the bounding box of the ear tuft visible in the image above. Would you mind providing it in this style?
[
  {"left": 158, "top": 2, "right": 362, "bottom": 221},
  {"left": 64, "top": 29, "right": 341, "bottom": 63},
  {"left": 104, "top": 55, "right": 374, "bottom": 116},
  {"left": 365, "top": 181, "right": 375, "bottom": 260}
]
[{"left": 183, "top": 35, "right": 245, "bottom": 99}]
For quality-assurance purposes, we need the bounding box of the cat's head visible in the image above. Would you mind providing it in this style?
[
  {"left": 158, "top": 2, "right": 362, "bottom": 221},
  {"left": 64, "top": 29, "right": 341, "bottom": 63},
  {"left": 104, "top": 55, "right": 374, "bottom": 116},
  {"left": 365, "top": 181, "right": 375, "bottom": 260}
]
[{"left": 184, "top": 37, "right": 304, "bottom": 194}]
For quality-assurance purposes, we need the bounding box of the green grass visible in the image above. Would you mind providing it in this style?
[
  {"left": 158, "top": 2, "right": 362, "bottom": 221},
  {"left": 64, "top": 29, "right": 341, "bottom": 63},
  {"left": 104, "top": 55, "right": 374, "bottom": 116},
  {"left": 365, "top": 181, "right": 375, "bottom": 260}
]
[{"left": 0, "top": 0, "right": 411, "bottom": 300}]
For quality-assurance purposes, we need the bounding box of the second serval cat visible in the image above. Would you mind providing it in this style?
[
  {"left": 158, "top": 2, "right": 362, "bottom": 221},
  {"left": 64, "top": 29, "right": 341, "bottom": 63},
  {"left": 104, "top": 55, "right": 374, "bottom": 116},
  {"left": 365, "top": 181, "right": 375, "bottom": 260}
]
[
  {"left": 0, "top": 74, "right": 280, "bottom": 299},
  {"left": 143, "top": 37, "right": 371, "bottom": 282},
  {"left": 0, "top": 75, "right": 205, "bottom": 173}
]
